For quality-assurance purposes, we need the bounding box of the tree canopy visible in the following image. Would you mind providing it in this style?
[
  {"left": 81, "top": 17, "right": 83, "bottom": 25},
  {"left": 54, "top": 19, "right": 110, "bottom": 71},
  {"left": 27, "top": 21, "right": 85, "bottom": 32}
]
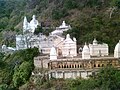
[{"left": 0, "top": 47, "right": 39, "bottom": 89}]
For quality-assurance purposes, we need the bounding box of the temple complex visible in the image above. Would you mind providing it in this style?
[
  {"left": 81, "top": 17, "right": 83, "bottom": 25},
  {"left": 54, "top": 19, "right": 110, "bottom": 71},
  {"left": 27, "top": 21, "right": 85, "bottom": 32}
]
[
  {"left": 3, "top": 14, "right": 120, "bottom": 79},
  {"left": 16, "top": 16, "right": 76, "bottom": 56},
  {"left": 16, "top": 15, "right": 40, "bottom": 50},
  {"left": 34, "top": 39, "right": 120, "bottom": 79}
]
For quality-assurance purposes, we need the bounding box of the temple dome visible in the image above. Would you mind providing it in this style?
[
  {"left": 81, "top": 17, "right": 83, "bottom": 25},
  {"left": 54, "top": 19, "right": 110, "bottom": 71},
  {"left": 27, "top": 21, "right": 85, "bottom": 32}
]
[
  {"left": 82, "top": 43, "right": 90, "bottom": 52},
  {"left": 114, "top": 40, "right": 120, "bottom": 58},
  {"left": 82, "top": 43, "right": 90, "bottom": 59},
  {"left": 73, "top": 37, "right": 76, "bottom": 42},
  {"left": 23, "top": 16, "right": 28, "bottom": 26},
  {"left": 93, "top": 38, "right": 98, "bottom": 45},
  {"left": 30, "top": 15, "right": 38, "bottom": 25},
  {"left": 50, "top": 47, "right": 57, "bottom": 60},
  {"left": 64, "top": 34, "right": 74, "bottom": 43},
  {"left": 23, "top": 16, "right": 30, "bottom": 33},
  {"left": 29, "top": 15, "right": 39, "bottom": 33}
]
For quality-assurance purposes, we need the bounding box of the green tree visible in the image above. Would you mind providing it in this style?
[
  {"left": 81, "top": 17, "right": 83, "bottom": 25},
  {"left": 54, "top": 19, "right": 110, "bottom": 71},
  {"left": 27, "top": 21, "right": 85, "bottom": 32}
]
[
  {"left": 64, "top": 0, "right": 78, "bottom": 9},
  {"left": 34, "top": 25, "right": 43, "bottom": 35},
  {"left": 52, "top": 8, "right": 68, "bottom": 20},
  {"left": 95, "top": 66, "right": 120, "bottom": 90},
  {"left": 13, "top": 61, "right": 33, "bottom": 88}
]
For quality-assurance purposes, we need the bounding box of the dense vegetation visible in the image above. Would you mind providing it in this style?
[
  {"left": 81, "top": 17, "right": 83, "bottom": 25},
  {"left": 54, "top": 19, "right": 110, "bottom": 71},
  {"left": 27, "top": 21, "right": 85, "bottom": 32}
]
[
  {"left": 0, "top": 0, "right": 120, "bottom": 53},
  {"left": 0, "top": 47, "right": 39, "bottom": 90}
]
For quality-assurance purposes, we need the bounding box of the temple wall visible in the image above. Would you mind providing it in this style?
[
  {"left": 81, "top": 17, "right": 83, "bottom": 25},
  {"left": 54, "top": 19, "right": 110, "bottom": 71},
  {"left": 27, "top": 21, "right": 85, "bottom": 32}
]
[
  {"left": 49, "top": 71, "right": 93, "bottom": 79},
  {"left": 48, "top": 58, "right": 120, "bottom": 79},
  {"left": 34, "top": 55, "right": 120, "bottom": 79},
  {"left": 34, "top": 56, "right": 49, "bottom": 68}
]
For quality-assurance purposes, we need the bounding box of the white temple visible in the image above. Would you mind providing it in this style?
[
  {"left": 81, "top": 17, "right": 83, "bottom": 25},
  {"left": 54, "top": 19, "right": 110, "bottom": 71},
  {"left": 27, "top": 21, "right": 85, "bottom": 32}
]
[
  {"left": 1, "top": 44, "right": 16, "bottom": 53},
  {"left": 29, "top": 15, "right": 39, "bottom": 33},
  {"left": 89, "top": 38, "right": 108, "bottom": 56},
  {"left": 16, "top": 16, "right": 77, "bottom": 57},
  {"left": 82, "top": 43, "right": 90, "bottom": 59},
  {"left": 16, "top": 15, "right": 111, "bottom": 60},
  {"left": 16, "top": 15, "right": 39, "bottom": 50},
  {"left": 23, "top": 15, "right": 39, "bottom": 33},
  {"left": 39, "top": 34, "right": 77, "bottom": 57},
  {"left": 62, "top": 34, "right": 77, "bottom": 57},
  {"left": 51, "top": 21, "right": 71, "bottom": 35},
  {"left": 50, "top": 46, "right": 57, "bottom": 60},
  {"left": 114, "top": 40, "right": 120, "bottom": 58}
]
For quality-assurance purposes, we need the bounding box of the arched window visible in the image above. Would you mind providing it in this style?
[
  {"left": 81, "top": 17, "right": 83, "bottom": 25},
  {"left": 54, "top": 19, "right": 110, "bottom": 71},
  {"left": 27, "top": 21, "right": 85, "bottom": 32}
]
[
  {"left": 67, "top": 65, "right": 69, "bottom": 68},
  {"left": 72, "top": 64, "right": 74, "bottom": 68},
  {"left": 78, "top": 64, "right": 79, "bottom": 68},
  {"left": 48, "top": 63, "right": 49, "bottom": 67},
  {"left": 75, "top": 64, "right": 77, "bottom": 68},
  {"left": 80, "top": 65, "right": 82, "bottom": 68},
  {"left": 98, "top": 64, "right": 100, "bottom": 67},
  {"left": 94, "top": 64, "right": 96, "bottom": 67},
  {"left": 64, "top": 65, "right": 66, "bottom": 68},
  {"left": 58, "top": 65, "right": 61, "bottom": 68}
]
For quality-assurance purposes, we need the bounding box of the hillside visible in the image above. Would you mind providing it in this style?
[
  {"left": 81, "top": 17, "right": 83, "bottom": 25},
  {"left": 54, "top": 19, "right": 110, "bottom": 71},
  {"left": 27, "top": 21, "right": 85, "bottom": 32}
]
[
  {"left": 0, "top": 48, "right": 39, "bottom": 89},
  {"left": 0, "top": 0, "right": 120, "bottom": 53}
]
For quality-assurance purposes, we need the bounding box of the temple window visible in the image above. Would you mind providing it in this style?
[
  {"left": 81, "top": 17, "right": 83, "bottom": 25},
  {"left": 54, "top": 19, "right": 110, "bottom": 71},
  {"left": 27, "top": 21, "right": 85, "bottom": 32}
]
[
  {"left": 72, "top": 65, "right": 74, "bottom": 68},
  {"left": 64, "top": 65, "right": 66, "bottom": 68},
  {"left": 48, "top": 63, "right": 49, "bottom": 67},
  {"left": 58, "top": 65, "right": 61, "bottom": 68},
  {"left": 80, "top": 65, "right": 82, "bottom": 68},
  {"left": 98, "top": 64, "right": 100, "bottom": 67},
  {"left": 75, "top": 64, "right": 77, "bottom": 68},
  {"left": 94, "top": 64, "right": 96, "bottom": 67},
  {"left": 67, "top": 65, "right": 69, "bottom": 68}
]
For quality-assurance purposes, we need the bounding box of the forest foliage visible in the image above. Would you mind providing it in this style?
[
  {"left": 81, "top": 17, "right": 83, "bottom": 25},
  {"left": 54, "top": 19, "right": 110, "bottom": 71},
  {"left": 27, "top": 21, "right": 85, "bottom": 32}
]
[
  {"left": 0, "top": 47, "right": 39, "bottom": 90},
  {"left": 0, "top": 0, "right": 120, "bottom": 53}
]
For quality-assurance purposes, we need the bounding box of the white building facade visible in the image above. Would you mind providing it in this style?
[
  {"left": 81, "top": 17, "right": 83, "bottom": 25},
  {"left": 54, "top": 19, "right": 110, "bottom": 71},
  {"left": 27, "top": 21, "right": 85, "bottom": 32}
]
[
  {"left": 62, "top": 34, "right": 77, "bottom": 57},
  {"left": 82, "top": 43, "right": 90, "bottom": 59},
  {"left": 114, "top": 40, "right": 120, "bottom": 58},
  {"left": 89, "top": 39, "right": 109, "bottom": 56}
]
